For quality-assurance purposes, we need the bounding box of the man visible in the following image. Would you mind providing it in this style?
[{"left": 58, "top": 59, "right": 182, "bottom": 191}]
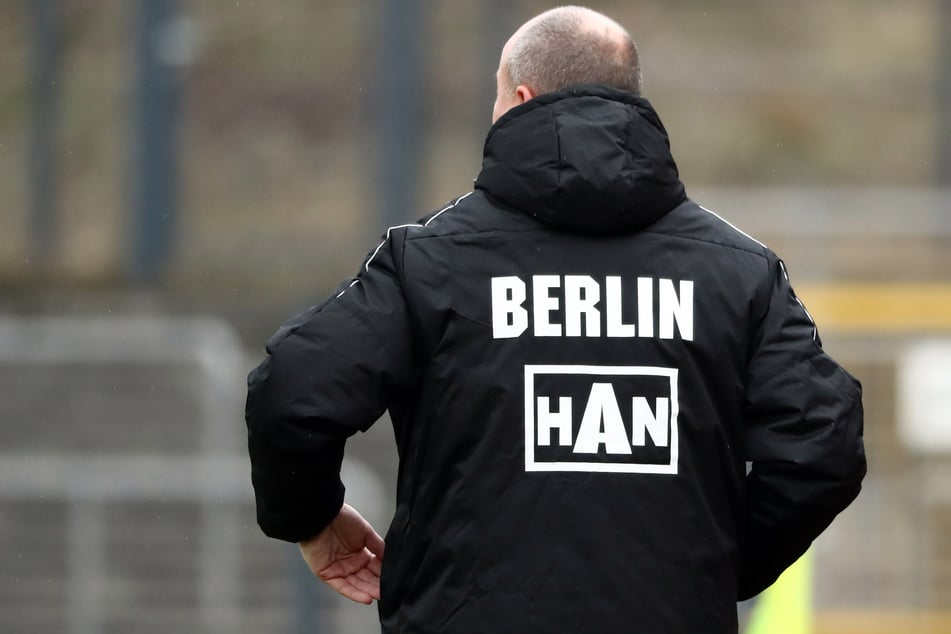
[{"left": 246, "top": 6, "right": 866, "bottom": 633}]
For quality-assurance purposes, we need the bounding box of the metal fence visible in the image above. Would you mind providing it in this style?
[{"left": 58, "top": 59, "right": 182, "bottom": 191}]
[
  {"left": 0, "top": 315, "right": 393, "bottom": 634},
  {"left": 0, "top": 317, "right": 257, "bottom": 633}
]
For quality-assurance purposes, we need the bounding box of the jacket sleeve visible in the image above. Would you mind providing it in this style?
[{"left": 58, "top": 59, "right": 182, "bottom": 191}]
[
  {"left": 738, "top": 257, "right": 866, "bottom": 600},
  {"left": 245, "top": 231, "right": 415, "bottom": 543}
]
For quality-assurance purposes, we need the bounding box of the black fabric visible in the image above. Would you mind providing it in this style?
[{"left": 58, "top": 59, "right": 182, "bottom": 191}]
[{"left": 246, "top": 86, "right": 865, "bottom": 633}]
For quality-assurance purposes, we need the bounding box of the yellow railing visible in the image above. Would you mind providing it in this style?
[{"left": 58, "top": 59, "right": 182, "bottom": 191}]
[
  {"left": 815, "top": 611, "right": 951, "bottom": 634},
  {"left": 797, "top": 283, "right": 951, "bottom": 333}
]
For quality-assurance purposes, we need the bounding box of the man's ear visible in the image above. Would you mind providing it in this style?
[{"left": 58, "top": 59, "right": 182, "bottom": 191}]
[{"left": 515, "top": 84, "right": 536, "bottom": 105}]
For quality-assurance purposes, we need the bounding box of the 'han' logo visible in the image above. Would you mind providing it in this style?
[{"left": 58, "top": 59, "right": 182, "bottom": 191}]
[{"left": 524, "top": 365, "right": 679, "bottom": 474}]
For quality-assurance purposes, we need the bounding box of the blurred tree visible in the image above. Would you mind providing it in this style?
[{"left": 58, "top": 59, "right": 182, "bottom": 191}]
[
  {"left": 939, "top": 0, "right": 951, "bottom": 184},
  {"left": 131, "top": 0, "right": 183, "bottom": 284},
  {"left": 29, "top": 0, "right": 60, "bottom": 271},
  {"left": 377, "top": 0, "right": 424, "bottom": 228}
]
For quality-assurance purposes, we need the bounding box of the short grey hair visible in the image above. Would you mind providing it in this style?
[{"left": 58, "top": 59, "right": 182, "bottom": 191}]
[{"left": 506, "top": 6, "right": 642, "bottom": 97}]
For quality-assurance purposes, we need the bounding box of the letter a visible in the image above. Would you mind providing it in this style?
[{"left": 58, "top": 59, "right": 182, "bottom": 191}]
[
  {"left": 574, "top": 383, "right": 632, "bottom": 455},
  {"left": 492, "top": 276, "right": 528, "bottom": 338}
]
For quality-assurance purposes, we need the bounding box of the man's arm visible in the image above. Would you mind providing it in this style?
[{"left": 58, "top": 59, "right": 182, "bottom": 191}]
[
  {"left": 738, "top": 258, "right": 866, "bottom": 600},
  {"left": 245, "top": 230, "right": 414, "bottom": 570}
]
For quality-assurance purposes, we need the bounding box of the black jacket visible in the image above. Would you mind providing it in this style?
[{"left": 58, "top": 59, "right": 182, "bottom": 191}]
[{"left": 246, "top": 85, "right": 866, "bottom": 633}]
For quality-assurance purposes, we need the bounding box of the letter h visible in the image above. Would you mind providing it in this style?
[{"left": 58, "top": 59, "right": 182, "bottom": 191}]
[{"left": 537, "top": 396, "right": 572, "bottom": 446}]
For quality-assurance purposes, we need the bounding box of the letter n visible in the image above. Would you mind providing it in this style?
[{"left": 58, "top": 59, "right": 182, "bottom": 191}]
[{"left": 632, "top": 397, "right": 670, "bottom": 447}]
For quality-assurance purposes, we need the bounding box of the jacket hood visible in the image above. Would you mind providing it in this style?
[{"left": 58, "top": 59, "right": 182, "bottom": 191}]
[{"left": 475, "top": 84, "right": 686, "bottom": 234}]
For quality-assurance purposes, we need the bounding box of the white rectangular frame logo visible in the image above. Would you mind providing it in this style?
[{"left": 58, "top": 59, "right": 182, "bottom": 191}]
[{"left": 524, "top": 364, "right": 679, "bottom": 474}]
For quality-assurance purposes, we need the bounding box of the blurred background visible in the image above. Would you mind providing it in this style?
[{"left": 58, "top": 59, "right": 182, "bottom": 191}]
[{"left": 0, "top": 0, "right": 949, "bottom": 632}]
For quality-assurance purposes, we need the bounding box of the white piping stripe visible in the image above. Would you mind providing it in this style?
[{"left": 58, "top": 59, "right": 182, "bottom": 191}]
[
  {"left": 363, "top": 191, "right": 474, "bottom": 272},
  {"left": 778, "top": 260, "right": 790, "bottom": 281},
  {"left": 778, "top": 260, "right": 818, "bottom": 341},
  {"left": 335, "top": 279, "right": 360, "bottom": 298},
  {"left": 796, "top": 296, "right": 819, "bottom": 341},
  {"left": 701, "top": 206, "right": 816, "bottom": 339},
  {"left": 424, "top": 191, "right": 474, "bottom": 227},
  {"left": 698, "top": 205, "right": 769, "bottom": 250},
  {"left": 364, "top": 224, "right": 419, "bottom": 272},
  {"left": 336, "top": 193, "right": 473, "bottom": 300}
]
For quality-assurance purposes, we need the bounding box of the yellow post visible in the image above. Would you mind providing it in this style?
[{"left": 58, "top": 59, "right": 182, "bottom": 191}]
[{"left": 745, "top": 550, "right": 813, "bottom": 634}]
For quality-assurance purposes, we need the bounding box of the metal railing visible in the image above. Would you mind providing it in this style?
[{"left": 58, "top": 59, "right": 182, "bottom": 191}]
[{"left": 0, "top": 316, "right": 247, "bottom": 634}]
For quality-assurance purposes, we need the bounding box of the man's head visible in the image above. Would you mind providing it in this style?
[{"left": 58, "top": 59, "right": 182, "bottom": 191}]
[{"left": 492, "top": 6, "right": 642, "bottom": 122}]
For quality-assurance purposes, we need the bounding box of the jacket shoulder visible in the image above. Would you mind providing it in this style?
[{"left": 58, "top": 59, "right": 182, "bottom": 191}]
[
  {"left": 652, "top": 199, "right": 775, "bottom": 260},
  {"left": 405, "top": 190, "right": 540, "bottom": 242}
]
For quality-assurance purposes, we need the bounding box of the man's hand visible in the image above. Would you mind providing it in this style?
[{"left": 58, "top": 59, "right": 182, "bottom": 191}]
[{"left": 299, "top": 503, "right": 385, "bottom": 605}]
